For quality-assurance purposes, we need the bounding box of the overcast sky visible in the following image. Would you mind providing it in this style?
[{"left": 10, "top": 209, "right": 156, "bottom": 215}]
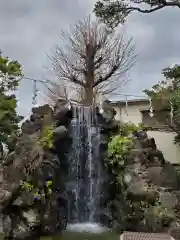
[{"left": 0, "top": 0, "right": 180, "bottom": 117}]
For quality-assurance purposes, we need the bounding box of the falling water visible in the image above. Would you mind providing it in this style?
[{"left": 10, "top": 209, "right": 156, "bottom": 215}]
[{"left": 67, "top": 105, "right": 103, "bottom": 225}]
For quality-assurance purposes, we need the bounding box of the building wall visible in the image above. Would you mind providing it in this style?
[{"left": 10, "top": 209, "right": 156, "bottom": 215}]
[
  {"left": 113, "top": 102, "right": 180, "bottom": 164},
  {"left": 113, "top": 102, "right": 149, "bottom": 125},
  {"left": 147, "top": 131, "right": 180, "bottom": 164}
]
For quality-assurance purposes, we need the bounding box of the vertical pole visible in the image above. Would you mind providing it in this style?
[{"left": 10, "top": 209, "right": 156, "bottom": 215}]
[
  {"left": 149, "top": 96, "right": 154, "bottom": 118},
  {"left": 32, "top": 80, "right": 37, "bottom": 106},
  {"left": 170, "top": 78, "right": 174, "bottom": 125},
  {"left": 170, "top": 100, "right": 173, "bottom": 125},
  {"left": 125, "top": 95, "right": 128, "bottom": 116}
]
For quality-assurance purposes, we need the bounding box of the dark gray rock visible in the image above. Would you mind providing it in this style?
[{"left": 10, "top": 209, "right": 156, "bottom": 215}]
[
  {"left": 99, "top": 210, "right": 112, "bottom": 227},
  {"left": 134, "top": 131, "right": 148, "bottom": 139},
  {"left": 21, "top": 121, "right": 40, "bottom": 135},
  {"left": 127, "top": 179, "right": 157, "bottom": 203},
  {"left": 53, "top": 126, "right": 68, "bottom": 141},
  {"left": 4, "top": 209, "right": 40, "bottom": 240},
  {"left": 53, "top": 100, "right": 72, "bottom": 126},
  {"left": 145, "top": 205, "right": 175, "bottom": 232},
  {"left": 32, "top": 104, "right": 52, "bottom": 116},
  {"left": 12, "top": 191, "right": 34, "bottom": 207},
  {"left": 147, "top": 166, "right": 163, "bottom": 186},
  {"left": 3, "top": 216, "right": 11, "bottom": 238},
  {"left": 161, "top": 163, "right": 180, "bottom": 190},
  {"left": 159, "top": 192, "right": 178, "bottom": 210},
  {"left": 98, "top": 100, "right": 116, "bottom": 123},
  {"left": 100, "top": 119, "right": 119, "bottom": 134}
]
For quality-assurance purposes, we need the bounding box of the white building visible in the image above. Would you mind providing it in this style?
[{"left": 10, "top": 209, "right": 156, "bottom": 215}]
[{"left": 110, "top": 98, "right": 180, "bottom": 165}]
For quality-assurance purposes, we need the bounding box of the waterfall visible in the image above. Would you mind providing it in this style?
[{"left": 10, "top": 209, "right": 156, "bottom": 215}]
[{"left": 67, "top": 106, "right": 103, "bottom": 224}]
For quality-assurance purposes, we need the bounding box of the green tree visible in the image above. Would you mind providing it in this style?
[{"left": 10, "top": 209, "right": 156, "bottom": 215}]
[
  {"left": 94, "top": 0, "right": 180, "bottom": 28},
  {"left": 0, "top": 52, "right": 23, "bottom": 155},
  {"left": 143, "top": 64, "right": 180, "bottom": 143}
]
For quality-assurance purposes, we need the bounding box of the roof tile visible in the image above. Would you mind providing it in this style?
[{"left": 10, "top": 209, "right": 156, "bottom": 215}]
[{"left": 122, "top": 232, "right": 172, "bottom": 240}]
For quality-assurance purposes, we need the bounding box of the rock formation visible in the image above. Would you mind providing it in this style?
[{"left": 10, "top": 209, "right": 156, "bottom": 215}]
[
  {"left": 4, "top": 101, "right": 180, "bottom": 240},
  {"left": 1, "top": 102, "right": 72, "bottom": 239},
  {"left": 0, "top": 100, "right": 119, "bottom": 239},
  {"left": 111, "top": 129, "right": 180, "bottom": 235},
  {"left": 3, "top": 99, "right": 177, "bottom": 238}
]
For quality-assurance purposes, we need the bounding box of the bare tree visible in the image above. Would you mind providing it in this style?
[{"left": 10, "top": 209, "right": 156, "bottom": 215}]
[
  {"left": 43, "top": 78, "right": 85, "bottom": 106},
  {"left": 47, "top": 16, "right": 136, "bottom": 106}
]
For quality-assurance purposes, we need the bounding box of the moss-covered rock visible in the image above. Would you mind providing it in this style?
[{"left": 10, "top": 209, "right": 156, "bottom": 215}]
[
  {"left": 1, "top": 103, "right": 73, "bottom": 240},
  {"left": 106, "top": 122, "right": 180, "bottom": 233}
]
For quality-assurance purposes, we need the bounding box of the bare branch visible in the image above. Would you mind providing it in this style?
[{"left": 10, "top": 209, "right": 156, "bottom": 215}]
[
  {"left": 46, "top": 16, "right": 136, "bottom": 105},
  {"left": 93, "top": 36, "right": 136, "bottom": 88}
]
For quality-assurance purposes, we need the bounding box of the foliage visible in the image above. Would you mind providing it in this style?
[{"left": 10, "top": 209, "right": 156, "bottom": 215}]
[
  {"left": 120, "top": 122, "right": 146, "bottom": 136},
  {"left": 0, "top": 53, "right": 23, "bottom": 152},
  {"left": 40, "top": 125, "right": 54, "bottom": 149},
  {"left": 143, "top": 64, "right": 180, "bottom": 143},
  {"left": 143, "top": 81, "right": 171, "bottom": 102},
  {"left": 20, "top": 177, "right": 53, "bottom": 202},
  {"left": 151, "top": 204, "right": 174, "bottom": 224},
  {"left": 94, "top": 0, "right": 180, "bottom": 29},
  {"left": 107, "top": 135, "right": 133, "bottom": 185},
  {"left": 0, "top": 53, "right": 22, "bottom": 91},
  {"left": 107, "top": 122, "right": 147, "bottom": 185},
  {"left": 143, "top": 65, "right": 180, "bottom": 105}
]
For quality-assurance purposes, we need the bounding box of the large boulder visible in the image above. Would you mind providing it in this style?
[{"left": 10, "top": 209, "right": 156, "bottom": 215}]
[
  {"left": 97, "top": 100, "right": 119, "bottom": 134},
  {"left": 53, "top": 99, "right": 72, "bottom": 126},
  {"left": 98, "top": 100, "right": 116, "bottom": 123}
]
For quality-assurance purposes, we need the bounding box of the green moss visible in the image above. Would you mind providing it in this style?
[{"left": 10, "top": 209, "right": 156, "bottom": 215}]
[{"left": 40, "top": 125, "right": 54, "bottom": 149}]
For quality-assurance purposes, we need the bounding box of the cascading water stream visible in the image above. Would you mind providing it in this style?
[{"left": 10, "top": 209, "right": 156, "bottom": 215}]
[{"left": 66, "top": 105, "right": 104, "bottom": 229}]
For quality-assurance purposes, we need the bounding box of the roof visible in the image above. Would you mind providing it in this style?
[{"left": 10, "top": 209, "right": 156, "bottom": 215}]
[
  {"left": 121, "top": 232, "right": 173, "bottom": 240},
  {"left": 109, "top": 98, "right": 149, "bottom": 106}
]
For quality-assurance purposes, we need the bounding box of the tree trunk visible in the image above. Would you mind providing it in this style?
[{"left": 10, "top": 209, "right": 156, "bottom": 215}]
[{"left": 83, "top": 87, "right": 94, "bottom": 106}]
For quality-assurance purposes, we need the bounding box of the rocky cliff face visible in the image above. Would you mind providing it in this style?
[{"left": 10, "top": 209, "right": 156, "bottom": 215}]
[{"left": 112, "top": 130, "right": 180, "bottom": 236}]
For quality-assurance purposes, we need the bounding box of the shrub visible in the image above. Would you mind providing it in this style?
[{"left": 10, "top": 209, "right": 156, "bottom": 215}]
[
  {"left": 40, "top": 125, "right": 54, "bottom": 149},
  {"left": 107, "top": 135, "right": 133, "bottom": 185},
  {"left": 120, "top": 122, "right": 147, "bottom": 136},
  {"left": 20, "top": 177, "right": 53, "bottom": 202}
]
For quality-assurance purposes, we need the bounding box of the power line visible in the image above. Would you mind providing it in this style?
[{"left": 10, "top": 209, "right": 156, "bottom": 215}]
[
  {"left": 21, "top": 75, "right": 172, "bottom": 102},
  {"left": 22, "top": 76, "right": 148, "bottom": 99},
  {"left": 23, "top": 76, "right": 48, "bottom": 84},
  {"left": 113, "top": 92, "right": 147, "bottom": 98}
]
